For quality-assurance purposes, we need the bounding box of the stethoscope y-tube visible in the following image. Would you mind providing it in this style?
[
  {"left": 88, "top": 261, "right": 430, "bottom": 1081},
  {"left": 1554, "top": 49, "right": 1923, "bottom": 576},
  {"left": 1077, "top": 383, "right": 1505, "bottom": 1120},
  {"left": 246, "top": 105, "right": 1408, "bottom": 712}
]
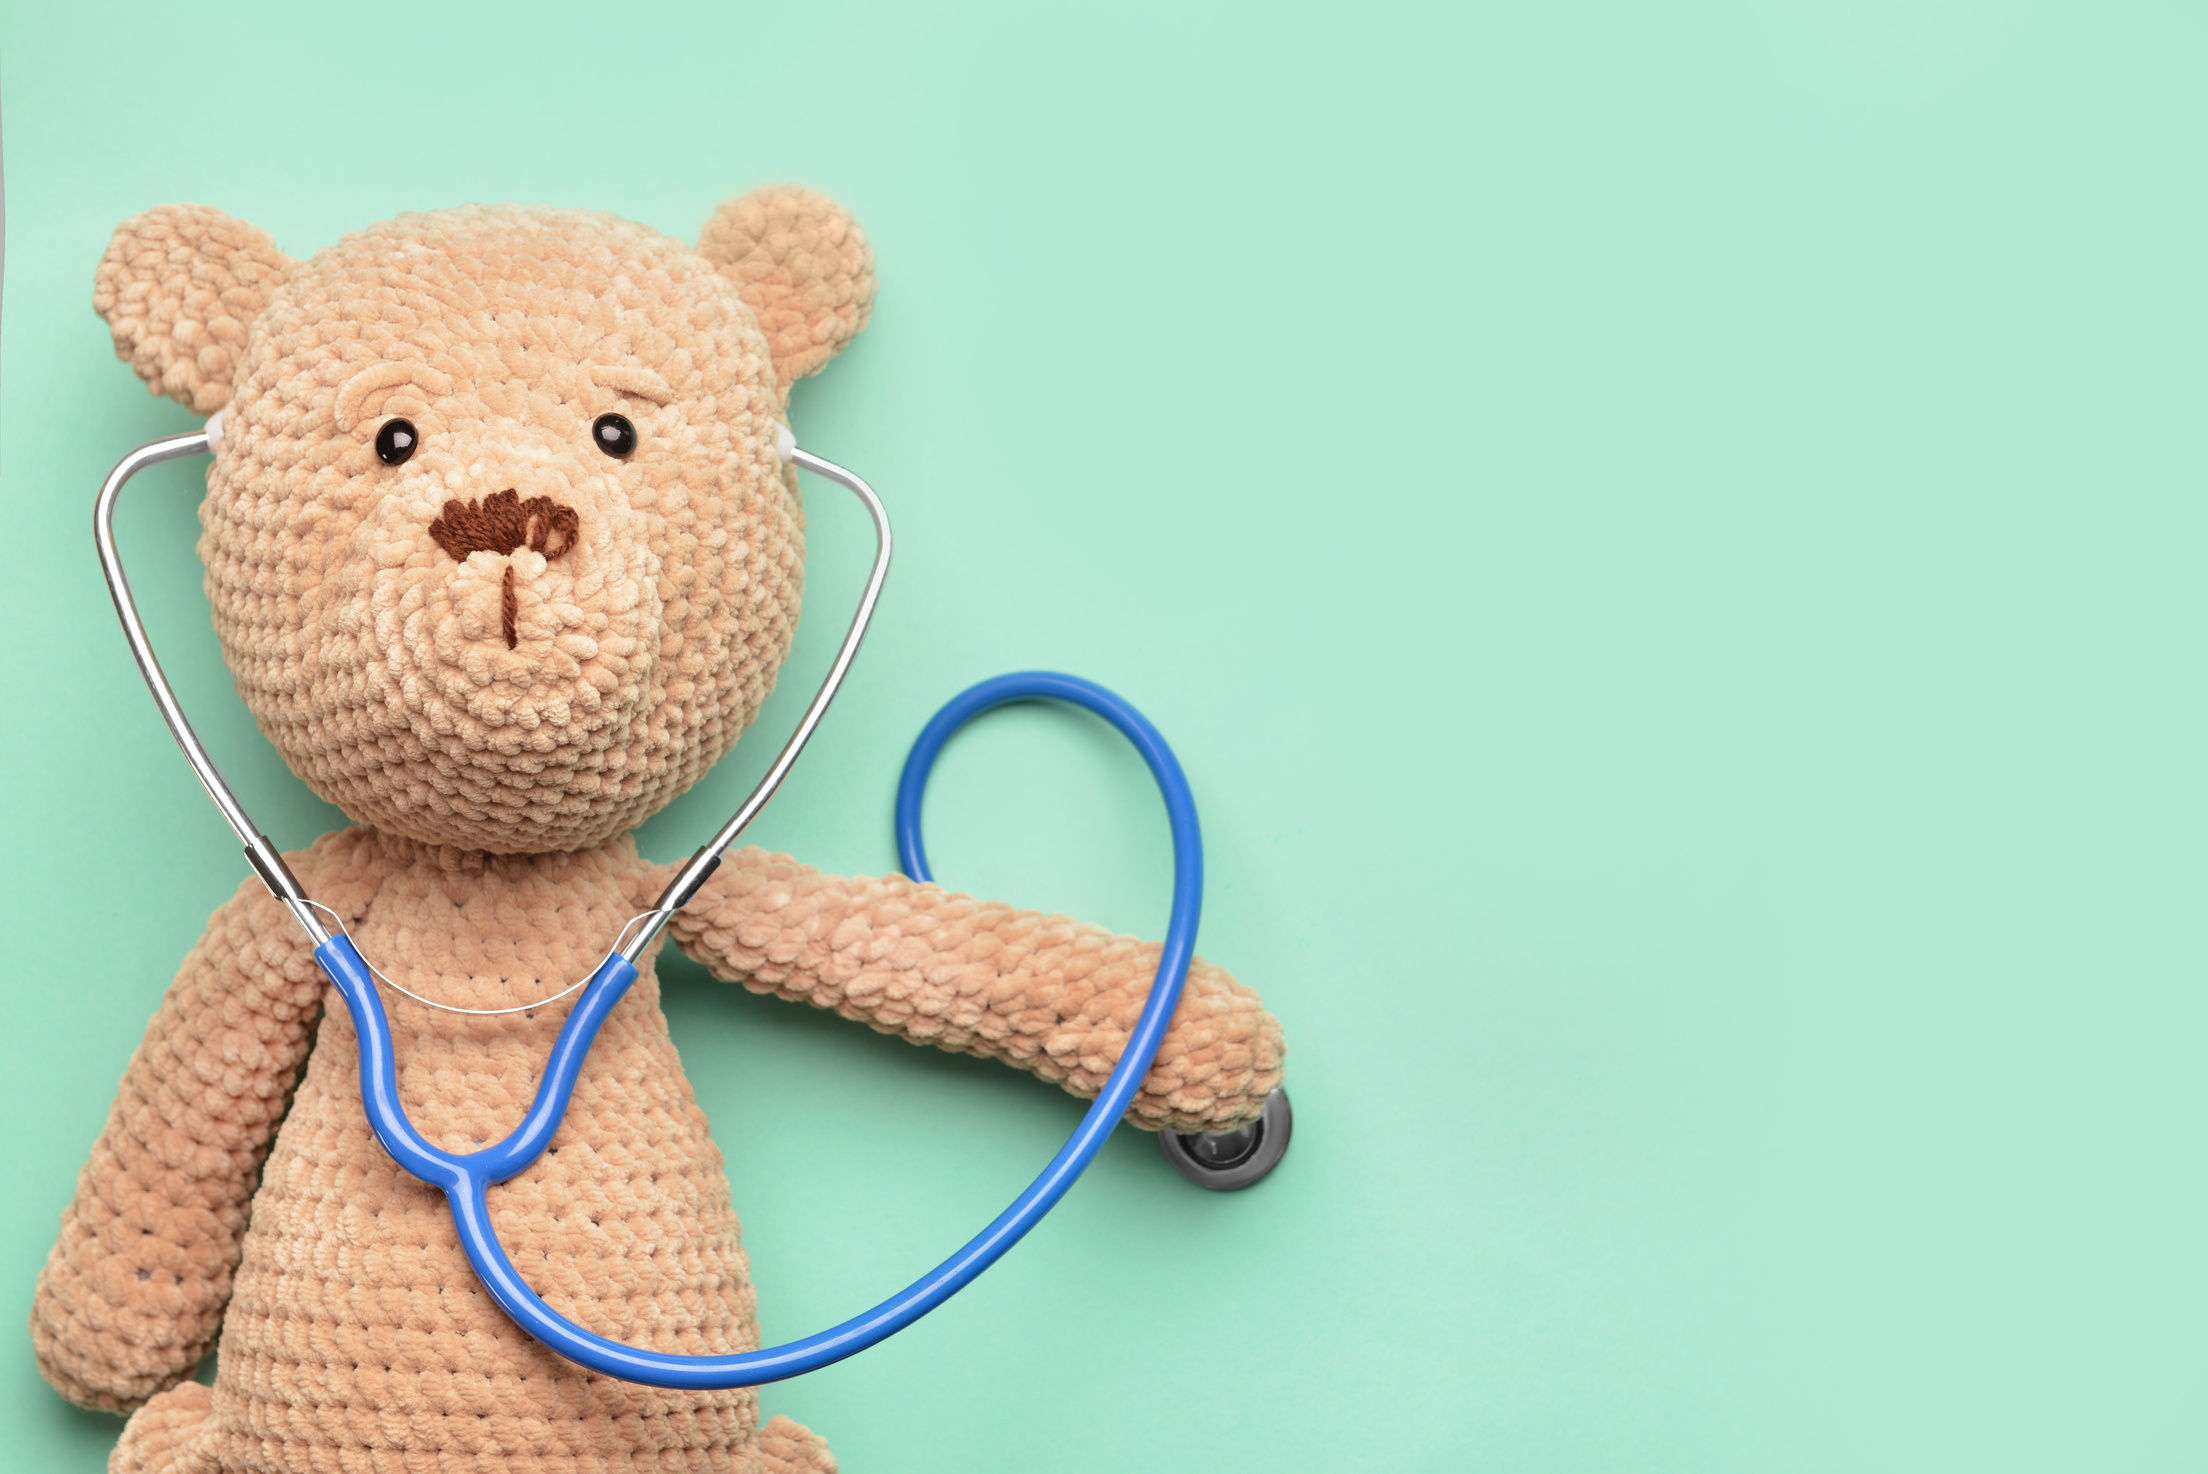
[{"left": 94, "top": 429, "right": 1203, "bottom": 1389}]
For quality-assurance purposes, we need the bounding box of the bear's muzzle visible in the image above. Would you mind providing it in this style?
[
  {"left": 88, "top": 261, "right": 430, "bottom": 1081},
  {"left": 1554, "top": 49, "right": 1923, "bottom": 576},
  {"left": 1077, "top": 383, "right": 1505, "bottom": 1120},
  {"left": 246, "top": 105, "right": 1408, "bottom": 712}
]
[{"left": 429, "top": 489, "right": 582, "bottom": 648}]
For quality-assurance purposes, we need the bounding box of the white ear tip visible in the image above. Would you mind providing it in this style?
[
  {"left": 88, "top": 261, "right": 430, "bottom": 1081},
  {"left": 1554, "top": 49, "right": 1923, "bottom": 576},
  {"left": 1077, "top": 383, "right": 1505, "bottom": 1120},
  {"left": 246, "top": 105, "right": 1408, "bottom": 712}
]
[
  {"left": 775, "top": 422, "right": 796, "bottom": 465},
  {"left": 204, "top": 408, "right": 225, "bottom": 448}
]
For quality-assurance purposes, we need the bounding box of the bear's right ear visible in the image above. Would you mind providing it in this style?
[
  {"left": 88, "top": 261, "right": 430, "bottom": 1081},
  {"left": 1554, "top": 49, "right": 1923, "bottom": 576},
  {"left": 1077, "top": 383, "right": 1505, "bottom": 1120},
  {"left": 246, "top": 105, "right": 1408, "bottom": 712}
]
[
  {"left": 93, "top": 205, "right": 294, "bottom": 415},
  {"left": 697, "top": 186, "right": 875, "bottom": 397}
]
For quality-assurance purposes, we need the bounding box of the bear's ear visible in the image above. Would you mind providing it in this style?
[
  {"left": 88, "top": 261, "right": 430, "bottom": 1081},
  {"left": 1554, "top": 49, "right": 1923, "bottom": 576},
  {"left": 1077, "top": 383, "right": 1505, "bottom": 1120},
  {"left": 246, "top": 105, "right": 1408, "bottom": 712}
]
[
  {"left": 93, "top": 205, "right": 295, "bottom": 415},
  {"left": 698, "top": 186, "right": 875, "bottom": 394}
]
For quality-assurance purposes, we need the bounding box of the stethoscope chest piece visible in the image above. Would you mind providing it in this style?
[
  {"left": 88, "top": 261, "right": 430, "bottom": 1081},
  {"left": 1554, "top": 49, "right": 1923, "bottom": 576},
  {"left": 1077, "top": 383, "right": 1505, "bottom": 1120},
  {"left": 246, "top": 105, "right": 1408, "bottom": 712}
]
[{"left": 1158, "top": 1086, "right": 1292, "bottom": 1190}]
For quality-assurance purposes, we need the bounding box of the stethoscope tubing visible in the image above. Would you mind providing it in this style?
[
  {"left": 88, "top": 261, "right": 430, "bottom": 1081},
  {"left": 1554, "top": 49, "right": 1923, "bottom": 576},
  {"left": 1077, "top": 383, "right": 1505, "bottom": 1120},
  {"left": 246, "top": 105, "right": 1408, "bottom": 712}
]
[{"left": 316, "top": 670, "right": 1199, "bottom": 1388}]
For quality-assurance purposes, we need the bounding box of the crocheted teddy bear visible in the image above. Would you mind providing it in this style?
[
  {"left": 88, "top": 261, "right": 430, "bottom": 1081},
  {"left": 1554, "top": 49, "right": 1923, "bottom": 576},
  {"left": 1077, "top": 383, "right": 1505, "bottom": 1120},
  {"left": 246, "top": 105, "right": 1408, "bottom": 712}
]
[{"left": 33, "top": 186, "right": 1285, "bottom": 1474}]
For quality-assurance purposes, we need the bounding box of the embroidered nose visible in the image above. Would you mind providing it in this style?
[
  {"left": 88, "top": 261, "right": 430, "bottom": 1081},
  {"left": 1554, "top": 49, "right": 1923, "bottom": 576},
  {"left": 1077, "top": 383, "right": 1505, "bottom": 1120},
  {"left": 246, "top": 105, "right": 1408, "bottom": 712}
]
[
  {"left": 429, "top": 490, "right": 580, "bottom": 650},
  {"left": 429, "top": 489, "right": 579, "bottom": 562}
]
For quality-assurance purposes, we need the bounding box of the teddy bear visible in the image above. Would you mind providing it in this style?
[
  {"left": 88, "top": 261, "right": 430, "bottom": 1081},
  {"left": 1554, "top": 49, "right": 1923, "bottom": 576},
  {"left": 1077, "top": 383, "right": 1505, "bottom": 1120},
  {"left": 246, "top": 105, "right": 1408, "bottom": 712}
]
[{"left": 31, "top": 185, "right": 1285, "bottom": 1474}]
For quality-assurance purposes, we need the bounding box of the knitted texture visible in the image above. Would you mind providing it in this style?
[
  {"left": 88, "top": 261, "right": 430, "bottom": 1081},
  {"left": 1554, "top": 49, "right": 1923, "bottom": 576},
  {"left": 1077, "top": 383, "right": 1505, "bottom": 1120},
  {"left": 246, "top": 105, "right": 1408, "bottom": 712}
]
[
  {"left": 696, "top": 186, "right": 875, "bottom": 393},
  {"left": 95, "top": 205, "right": 296, "bottom": 414},
  {"left": 31, "top": 879, "right": 327, "bottom": 1412},
  {"left": 191, "top": 203, "right": 803, "bottom": 855},
  {"left": 42, "top": 186, "right": 1284, "bottom": 1470},
  {"left": 51, "top": 832, "right": 774, "bottom": 1472},
  {"left": 666, "top": 849, "right": 1284, "bottom": 1134}
]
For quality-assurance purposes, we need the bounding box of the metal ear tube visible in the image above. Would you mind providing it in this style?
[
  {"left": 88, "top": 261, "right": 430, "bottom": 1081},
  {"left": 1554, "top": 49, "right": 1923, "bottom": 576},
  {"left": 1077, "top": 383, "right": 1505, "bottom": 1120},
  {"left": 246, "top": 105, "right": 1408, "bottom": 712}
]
[
  {"left": 621, "top": 445, "right": 892, "bottom": 964},
  {"left": 94, "top": 429, "right": 333, "bottom": 948},
  {"left": 94, "top": 424, "right": 1278, "bottom": 1390}
]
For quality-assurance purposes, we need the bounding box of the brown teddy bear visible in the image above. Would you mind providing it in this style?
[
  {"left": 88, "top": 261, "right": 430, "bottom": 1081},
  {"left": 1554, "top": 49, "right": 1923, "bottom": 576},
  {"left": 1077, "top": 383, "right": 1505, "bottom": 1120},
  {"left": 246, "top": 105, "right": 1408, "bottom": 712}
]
[{"left": 32, "top": 186, "right": 1285, "bottom": 1474}]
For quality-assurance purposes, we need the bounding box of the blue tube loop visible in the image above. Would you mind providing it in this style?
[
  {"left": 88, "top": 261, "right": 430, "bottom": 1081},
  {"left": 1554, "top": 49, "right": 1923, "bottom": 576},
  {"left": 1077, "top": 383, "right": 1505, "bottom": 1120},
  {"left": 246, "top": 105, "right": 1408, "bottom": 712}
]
[{"left": 310, "top": 670, "right": 1202, "bottom": 1389}]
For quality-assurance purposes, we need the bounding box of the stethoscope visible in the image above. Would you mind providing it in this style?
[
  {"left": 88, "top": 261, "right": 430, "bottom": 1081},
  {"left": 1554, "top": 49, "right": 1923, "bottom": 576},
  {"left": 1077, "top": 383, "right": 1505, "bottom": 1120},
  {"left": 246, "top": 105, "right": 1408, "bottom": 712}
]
[{"left": 93, "top": 424, "right": 1290, "bottom": 1391}]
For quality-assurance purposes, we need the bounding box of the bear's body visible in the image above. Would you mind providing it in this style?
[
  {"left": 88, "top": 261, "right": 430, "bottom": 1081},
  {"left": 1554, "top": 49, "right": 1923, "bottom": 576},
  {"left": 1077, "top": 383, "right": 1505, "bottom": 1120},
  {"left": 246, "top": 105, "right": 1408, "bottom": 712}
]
[
  {"left": 32, "top": 190, "right": 1283, "bottom": 1473},
  {"left": 59, "top": 835, "right": 788, "bottom": 1472}
]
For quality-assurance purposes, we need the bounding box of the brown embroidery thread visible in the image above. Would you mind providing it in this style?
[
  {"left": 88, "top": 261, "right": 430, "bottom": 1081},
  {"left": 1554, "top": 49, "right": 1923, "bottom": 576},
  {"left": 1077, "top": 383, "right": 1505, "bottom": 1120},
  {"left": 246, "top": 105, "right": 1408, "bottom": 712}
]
[
  {"left": 428, "top": 489, "right": 580, "bottom": 649},
  {"left": 429, "top": 488, "right": 579, "bottom": 562}
]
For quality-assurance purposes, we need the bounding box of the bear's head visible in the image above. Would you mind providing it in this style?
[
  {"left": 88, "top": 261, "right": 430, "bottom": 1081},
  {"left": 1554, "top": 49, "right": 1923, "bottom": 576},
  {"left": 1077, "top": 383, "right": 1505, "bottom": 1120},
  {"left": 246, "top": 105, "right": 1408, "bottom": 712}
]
[{"left": 94, "top": 187, "right": 874, "bottom": 853}]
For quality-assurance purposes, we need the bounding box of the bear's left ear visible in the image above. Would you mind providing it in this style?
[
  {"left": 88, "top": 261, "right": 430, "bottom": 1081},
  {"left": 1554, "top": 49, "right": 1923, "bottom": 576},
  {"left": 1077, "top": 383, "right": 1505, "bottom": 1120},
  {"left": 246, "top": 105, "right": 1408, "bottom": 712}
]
[
  {"left": 698, "top": 186, "right": 875, "bottom": 394},
  {"left": 93, "top": 204, "right": 295, "bottom": 415}
]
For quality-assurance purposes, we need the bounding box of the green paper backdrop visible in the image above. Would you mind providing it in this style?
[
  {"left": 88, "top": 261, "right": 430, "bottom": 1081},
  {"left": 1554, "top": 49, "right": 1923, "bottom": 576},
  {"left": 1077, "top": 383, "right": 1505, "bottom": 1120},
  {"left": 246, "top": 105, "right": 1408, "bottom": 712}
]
[{"left": 3, "top": 2, "right": 2204, "bottom": 1469}]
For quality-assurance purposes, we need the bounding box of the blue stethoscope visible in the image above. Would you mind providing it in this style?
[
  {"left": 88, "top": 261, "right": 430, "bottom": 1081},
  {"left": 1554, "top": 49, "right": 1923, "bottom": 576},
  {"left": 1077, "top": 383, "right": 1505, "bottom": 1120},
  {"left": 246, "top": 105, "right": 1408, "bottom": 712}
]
[{"left": 94, "top": 425, "right": 1288, "bottom": 1392}]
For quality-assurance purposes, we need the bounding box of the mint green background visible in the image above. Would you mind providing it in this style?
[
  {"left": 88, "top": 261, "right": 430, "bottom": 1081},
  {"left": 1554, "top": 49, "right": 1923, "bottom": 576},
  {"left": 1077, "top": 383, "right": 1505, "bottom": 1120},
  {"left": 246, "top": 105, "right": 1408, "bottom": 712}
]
[{"left": 3, "top": 2, "right": 2204, "bottom": 1469}]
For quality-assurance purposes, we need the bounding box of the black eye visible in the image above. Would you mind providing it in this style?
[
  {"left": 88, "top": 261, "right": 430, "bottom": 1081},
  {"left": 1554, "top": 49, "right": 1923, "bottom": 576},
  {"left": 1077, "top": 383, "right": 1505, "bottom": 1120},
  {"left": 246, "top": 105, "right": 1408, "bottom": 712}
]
[
  {"left": 375, "top": 418, "right": 418, "bottom": 466},
  {"left": 592, "top": 413, "right": 638, "bottom": 458}
]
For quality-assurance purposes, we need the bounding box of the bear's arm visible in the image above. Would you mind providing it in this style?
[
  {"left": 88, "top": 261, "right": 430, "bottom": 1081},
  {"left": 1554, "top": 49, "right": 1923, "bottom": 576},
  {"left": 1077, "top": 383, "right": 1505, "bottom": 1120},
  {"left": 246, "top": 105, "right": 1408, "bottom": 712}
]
[
  {"left": 30, "top": 873, "right": 327, "bottom": 1414},
  {"left": 654, "top": 847, "right": 1284, "bottom": 1133}
]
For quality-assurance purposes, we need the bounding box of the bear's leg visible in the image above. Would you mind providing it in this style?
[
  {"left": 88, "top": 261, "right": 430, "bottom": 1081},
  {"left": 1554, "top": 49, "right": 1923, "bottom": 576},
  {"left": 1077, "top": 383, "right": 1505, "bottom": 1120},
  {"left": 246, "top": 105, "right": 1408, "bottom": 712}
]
[
  {"left": 111, "top": 1382, "right": 220, "bottom": 1474},
  {"left": 756, "top": 1414, "right": 837, "bottom": 1474}
]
